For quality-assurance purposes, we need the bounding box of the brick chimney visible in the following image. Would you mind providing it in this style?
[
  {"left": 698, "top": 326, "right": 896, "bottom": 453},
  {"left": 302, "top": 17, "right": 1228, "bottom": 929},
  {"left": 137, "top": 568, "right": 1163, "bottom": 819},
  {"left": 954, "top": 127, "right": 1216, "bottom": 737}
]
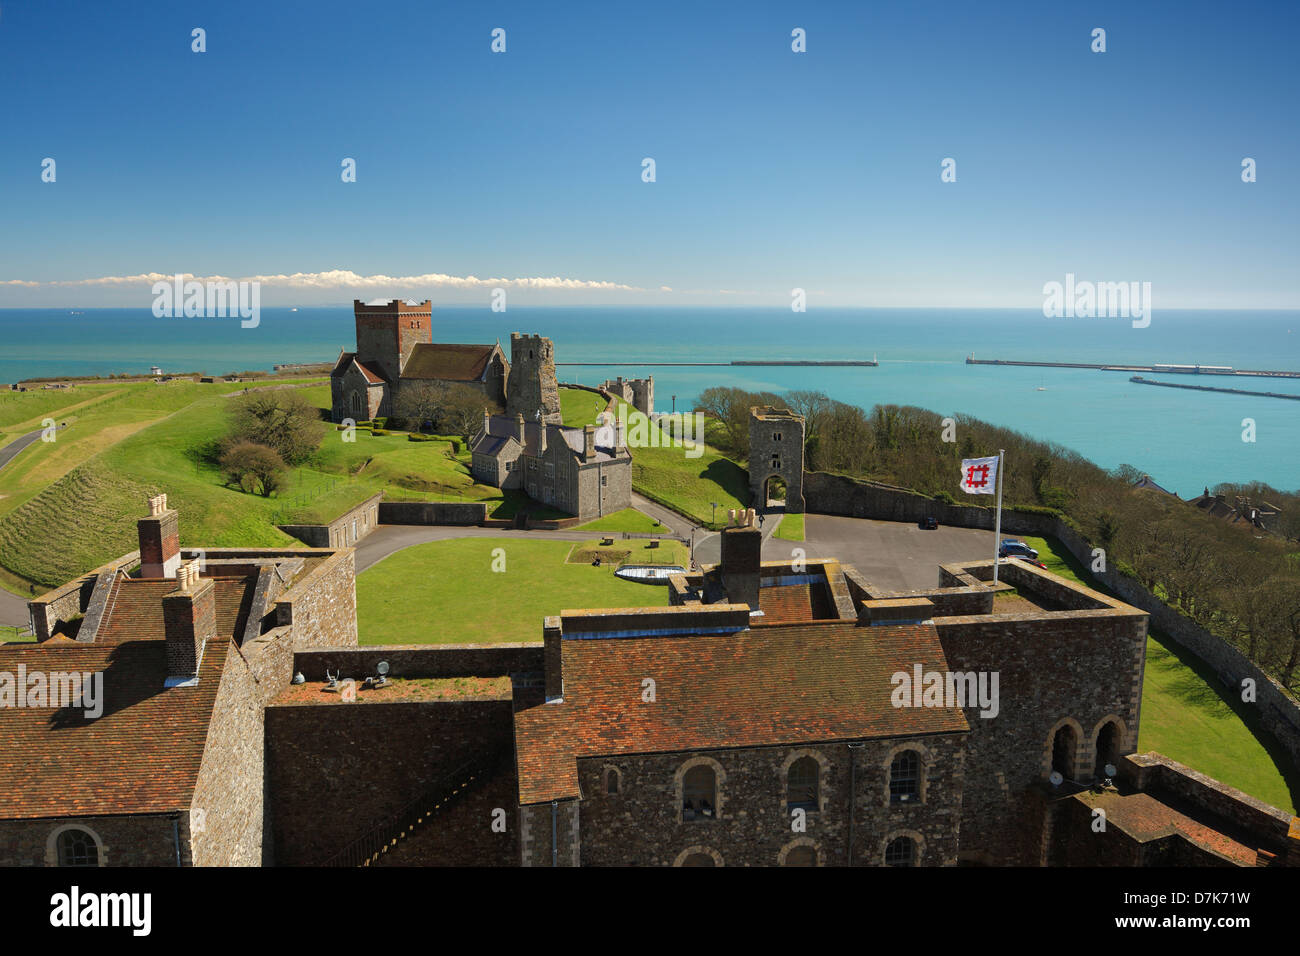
[
  {"left": 583, "top": 425, "right": 596, "bottom": 461},
  {"left": 721, "top": 508, "right": 762, "bottom": 611},
  {"left": 138, "top": 493, "right": 180, "bottom": 579},
  {"left": 162, "top": 561, "right": 215, "bottom": 688},
  {"left": 543, "top": 616, "right": 563, "bottom": 702}
]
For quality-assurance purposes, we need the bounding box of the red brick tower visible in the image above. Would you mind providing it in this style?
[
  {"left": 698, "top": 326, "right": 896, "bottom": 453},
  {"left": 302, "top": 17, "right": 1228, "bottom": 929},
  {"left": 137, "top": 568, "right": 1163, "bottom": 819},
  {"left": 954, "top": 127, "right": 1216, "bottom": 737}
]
[{"left": 353, "top": 299, "right": 432, "bottom": 382}]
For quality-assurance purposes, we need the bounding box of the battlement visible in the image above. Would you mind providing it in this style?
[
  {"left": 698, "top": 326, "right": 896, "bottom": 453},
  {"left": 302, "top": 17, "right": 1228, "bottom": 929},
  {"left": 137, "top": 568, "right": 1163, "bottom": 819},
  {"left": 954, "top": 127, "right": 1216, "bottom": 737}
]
[{"left": 353, "top": 298, "right": 432, "bottom": 315}]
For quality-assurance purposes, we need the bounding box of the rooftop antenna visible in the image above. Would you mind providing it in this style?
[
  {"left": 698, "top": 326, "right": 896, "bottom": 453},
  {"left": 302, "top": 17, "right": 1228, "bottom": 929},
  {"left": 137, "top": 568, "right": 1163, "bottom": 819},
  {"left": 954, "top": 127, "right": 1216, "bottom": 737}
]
[
  {"left": 324, "top": 668, "right": 339, "bottom": 691},
  {"left": 374, "top": 660, "right": 389, "bottom": 688}
]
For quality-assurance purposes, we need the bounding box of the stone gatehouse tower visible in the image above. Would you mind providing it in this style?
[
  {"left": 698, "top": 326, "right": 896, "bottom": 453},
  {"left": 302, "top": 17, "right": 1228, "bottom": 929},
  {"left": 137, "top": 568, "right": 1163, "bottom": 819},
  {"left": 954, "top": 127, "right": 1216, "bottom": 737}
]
[
  {"left": 507, "top": 333, "right": 562, "bottom": 425},
  {"left": 749, "top": 405, "right": 804, "bottom": 512}
]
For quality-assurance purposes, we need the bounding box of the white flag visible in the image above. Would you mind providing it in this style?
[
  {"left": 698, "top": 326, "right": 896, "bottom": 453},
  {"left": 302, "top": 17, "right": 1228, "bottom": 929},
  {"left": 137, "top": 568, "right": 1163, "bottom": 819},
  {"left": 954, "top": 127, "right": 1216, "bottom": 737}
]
[{"left": 960, "top": 456, "right": 999, "bottom": 495}]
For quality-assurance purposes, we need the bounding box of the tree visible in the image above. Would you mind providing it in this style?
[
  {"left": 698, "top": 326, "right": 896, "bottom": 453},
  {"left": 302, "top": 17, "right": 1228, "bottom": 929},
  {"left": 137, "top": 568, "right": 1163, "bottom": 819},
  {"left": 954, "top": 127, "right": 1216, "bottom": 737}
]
[
  {"left": 229, "top": 390, "right": 325, "bottom": 464},
  {"left": 219, "top": 441, "right": 286, "bottom": 497}
]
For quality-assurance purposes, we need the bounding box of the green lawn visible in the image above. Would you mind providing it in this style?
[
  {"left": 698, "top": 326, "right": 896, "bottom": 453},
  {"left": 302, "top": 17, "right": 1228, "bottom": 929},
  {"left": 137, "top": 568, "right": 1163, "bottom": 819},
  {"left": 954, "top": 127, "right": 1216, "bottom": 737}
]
[
  {"left": 566, "top": 537, "right": 689, "bottom": 568},
  {"left": 1024, "top": 534, "right": 1297, "bottom": 813},
  {"left": 616, "top": 400, "right": 749, "bottom": 529},
  {"left": 0, "top": 380, "right": 520, "bottom": 591},
  {"left": 774, "top": 512, "right": 805, "bottom": 541},
  {"left": 573, "top": 507, "right": 664, "bottom": 534},
  {"left": 356, "top": 538, "right": 669, "bottom": 644},
  {"left": 559, "top": 386, "right": 608, "bottom": 427}
]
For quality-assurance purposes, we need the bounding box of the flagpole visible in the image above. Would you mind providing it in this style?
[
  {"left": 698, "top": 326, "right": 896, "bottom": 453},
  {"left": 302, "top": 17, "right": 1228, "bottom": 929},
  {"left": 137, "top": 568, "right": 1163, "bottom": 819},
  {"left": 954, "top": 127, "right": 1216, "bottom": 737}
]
[{"left": 992, "top": 448, "right": 1005, "bottom": 584}]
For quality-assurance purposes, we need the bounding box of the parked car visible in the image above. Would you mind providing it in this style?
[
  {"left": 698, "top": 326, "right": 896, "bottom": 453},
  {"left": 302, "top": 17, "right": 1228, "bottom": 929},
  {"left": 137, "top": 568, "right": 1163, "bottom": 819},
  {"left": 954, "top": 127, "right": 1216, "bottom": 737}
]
[
  {"left": 998, "top": 539, "right": 1039, "bottom": 560},
  {"left": 1007, "top": 555, "right": 1048, "bottom": 570},
  {"left": 918, "top": 516, "right": 939, "bottom": 530}
]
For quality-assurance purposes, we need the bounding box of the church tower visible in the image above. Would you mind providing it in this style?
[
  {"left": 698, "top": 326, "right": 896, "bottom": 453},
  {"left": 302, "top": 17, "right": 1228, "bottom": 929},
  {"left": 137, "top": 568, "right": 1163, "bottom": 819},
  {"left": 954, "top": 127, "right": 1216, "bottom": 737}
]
[
  {"left": 353, "top": 299, "right": 432, "bottom": 382},
  {"left": 507, "top": 333, "right": 562, "bottom": 424}
]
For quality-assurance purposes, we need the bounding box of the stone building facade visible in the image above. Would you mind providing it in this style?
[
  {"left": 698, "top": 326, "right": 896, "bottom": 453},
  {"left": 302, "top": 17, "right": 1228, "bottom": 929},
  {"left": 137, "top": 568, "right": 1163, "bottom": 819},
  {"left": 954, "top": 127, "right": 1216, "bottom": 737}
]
[
  {"left": 330, "top": 299, "right": 509, "bottom": 423},
  {"left": 599, "top": 376, "right": 654, "bottom": 416},
  {"left": 470, "top": 412, "right": 633, "bottom": 520},
  {"left": 750, "top": 405, "right": 805, "bottom": 512}
]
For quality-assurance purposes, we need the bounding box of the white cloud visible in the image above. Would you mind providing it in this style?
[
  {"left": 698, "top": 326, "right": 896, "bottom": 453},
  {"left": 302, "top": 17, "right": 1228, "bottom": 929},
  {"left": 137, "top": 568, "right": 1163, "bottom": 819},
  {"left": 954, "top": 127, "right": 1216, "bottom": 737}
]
[{"left": 3, "top": 269, "right": 646, "bottom": 292}]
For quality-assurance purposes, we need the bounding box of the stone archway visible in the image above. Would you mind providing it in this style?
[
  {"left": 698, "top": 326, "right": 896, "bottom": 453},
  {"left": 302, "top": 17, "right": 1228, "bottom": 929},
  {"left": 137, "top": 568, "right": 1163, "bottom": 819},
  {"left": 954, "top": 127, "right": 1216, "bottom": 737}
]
[{"left": 764, "top": 474, "right": 788, "bottom": 509}]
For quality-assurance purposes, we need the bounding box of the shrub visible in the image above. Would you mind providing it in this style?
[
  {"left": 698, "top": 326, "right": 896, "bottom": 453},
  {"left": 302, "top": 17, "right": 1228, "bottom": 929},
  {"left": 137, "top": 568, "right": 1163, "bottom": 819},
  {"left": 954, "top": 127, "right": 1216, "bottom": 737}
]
[
  {"left": 219, "top": 441, "right": 286, "bottom": 497},
  {"left": 228, "top": 390, "right": 325, "bottom": 464}
]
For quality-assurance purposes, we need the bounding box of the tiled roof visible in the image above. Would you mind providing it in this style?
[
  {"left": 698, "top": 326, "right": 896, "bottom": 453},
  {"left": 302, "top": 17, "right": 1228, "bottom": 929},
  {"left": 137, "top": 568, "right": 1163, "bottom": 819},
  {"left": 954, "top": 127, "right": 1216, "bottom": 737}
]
[
  {"left": 514, "top": 621, "right": 967, "bottom": 804},
  {"left": 757, "top": 582, "right": 836, "bottom": 624},
  {"left": 0, "top": 573, "right": 254, "bottom": 820},
  {"left": 402, "top": 343, "right": 499, "bottom": 382},
  {"left": 330, "top": 351, "right": 387, "bottom": 385},
  {"left": 95, "top": 576, "right": 255, "bottom": 645},
  {"left": 0, "top": 639, "right": 230, "bottom": 819}
]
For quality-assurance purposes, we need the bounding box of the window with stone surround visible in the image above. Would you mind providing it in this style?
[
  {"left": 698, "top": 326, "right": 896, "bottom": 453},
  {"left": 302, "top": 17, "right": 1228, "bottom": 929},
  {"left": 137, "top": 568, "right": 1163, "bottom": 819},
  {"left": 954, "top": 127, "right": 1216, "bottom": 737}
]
[
  {"left": 889, "top": 750, "right": 920, "bottom": 804},
  {"left": 784, "top": 845, "right": 817, "bottom": 866},
  {"left": 884, "top": 836, "right": 915, "bottom": 867},
  {"left": 56, "top": 828, "right": 100, "bottom": 867},
  {"left": 787, "top": 756, "right": 819, "bottom": 812},
  {"left": 682, "top": 765, "right": 717, "bottom": 821},
  {"left": 604, "top": 766, "right": 621, "bottom": 795}
]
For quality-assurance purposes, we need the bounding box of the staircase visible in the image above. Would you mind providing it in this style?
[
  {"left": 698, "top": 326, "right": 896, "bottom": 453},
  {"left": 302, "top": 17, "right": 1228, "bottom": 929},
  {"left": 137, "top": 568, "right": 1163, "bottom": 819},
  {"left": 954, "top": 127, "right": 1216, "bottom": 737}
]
[{"left": 318, "top": 758, "right": 491, "bottom": 867}]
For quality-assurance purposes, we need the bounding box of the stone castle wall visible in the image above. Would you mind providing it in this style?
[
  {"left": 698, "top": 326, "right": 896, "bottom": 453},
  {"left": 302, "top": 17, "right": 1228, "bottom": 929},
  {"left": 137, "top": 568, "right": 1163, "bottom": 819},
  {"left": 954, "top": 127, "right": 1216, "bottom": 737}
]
[
  {"left": 804, "top": 469, "right": 1300, "bottom": 772},
  {"left": 556, "top": 734, "right": 966, "bottom": 866},
  {"left": 265, "top": 696, "right": 515, "bottom": 865}
]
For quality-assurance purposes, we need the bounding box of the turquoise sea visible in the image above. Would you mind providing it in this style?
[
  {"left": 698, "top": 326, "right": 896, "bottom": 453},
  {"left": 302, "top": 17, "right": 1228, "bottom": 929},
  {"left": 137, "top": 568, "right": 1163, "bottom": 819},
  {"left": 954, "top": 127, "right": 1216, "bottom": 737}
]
[{"left": 1, "top": 307, "right": 1297, "bottom": 498}]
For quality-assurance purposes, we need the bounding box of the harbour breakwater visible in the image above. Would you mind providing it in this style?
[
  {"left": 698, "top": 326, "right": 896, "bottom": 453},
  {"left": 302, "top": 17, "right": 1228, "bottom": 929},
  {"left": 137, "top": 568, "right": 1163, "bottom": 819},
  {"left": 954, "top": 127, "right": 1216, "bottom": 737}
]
[
  {"left": 557, "top": 359, "right": 878, "bottom": 367},
  {"left": 1129, "top": 376, "right": 1300, "bottom": 402},
  {"left": 967, "top": 356, "right": 1300, "bottom": 380}
]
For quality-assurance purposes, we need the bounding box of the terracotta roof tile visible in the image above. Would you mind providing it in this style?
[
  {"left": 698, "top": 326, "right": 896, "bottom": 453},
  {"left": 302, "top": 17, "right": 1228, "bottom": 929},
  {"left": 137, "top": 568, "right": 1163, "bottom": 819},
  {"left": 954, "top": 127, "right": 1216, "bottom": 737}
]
[
  {"left": 402, "top": 343, "right": 499, "bottom": 382},
  {"left": 0, "top": 574, "right": 254, "bottom": 819},
  {"left": 514, "top": 621, "right": 967, "bottom": 804}
]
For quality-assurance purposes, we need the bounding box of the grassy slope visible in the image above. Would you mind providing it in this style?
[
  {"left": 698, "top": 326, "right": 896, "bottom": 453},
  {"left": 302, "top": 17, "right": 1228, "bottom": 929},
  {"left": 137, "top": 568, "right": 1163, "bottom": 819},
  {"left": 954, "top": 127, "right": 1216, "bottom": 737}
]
[
  {"left": 559, "top": 387, "right": 607, "bottom": 426},
  {"left": 0, "top": 381, "right": 519, "bottom": 590},
  {"left": 1022, "top": 535, "right": 1297, "bottom": 813},
  {"left": 356, "top": 538, "right": 667, "bottom": 644}
]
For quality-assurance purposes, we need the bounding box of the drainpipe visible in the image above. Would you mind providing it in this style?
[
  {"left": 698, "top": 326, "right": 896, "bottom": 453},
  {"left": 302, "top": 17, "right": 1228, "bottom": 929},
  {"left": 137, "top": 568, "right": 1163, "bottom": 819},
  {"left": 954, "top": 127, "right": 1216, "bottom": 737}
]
[
  {"left": 847, "top": 742, "right": 864, "bottom": 866},
  {"left": 172, "top": 816, "right": 181, "bottom": 867},
  {"left": 551, "top": 800, "right": 559, "bottom": 867}
]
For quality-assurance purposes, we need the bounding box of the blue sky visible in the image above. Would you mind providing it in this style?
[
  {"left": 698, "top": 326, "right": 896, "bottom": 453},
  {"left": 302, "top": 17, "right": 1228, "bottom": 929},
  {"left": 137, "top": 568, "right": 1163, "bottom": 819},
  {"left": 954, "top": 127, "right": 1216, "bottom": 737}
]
[{"left": 1, "top": 0, "right": 1296, "bottom": 308}]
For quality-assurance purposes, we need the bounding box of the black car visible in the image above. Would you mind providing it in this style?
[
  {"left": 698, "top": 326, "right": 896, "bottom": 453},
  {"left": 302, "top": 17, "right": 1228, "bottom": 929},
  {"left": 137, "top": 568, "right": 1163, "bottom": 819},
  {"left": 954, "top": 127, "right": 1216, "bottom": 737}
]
[{"left": 918, "top": 516, "right": 939, "bottom": 530}]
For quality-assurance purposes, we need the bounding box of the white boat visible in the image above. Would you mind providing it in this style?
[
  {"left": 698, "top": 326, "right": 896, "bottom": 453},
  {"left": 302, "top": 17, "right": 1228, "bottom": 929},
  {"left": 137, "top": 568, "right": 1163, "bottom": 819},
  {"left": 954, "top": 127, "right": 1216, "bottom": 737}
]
[{"left": 615, "top": 564, "right": 685, "bottom": 584}]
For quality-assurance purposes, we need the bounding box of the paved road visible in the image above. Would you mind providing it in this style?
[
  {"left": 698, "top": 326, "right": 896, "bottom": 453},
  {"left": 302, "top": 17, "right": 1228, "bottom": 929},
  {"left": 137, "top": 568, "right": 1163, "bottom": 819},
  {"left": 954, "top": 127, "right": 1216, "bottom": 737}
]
[
  {"left": 0, "top": 588, "right": 32, "bottom": 629},
  {"left": 803, "top": 514, "right": 997, "bottom": 591},
  {"left": 0, "top": 429, "right": 43, "bottom": 471}
]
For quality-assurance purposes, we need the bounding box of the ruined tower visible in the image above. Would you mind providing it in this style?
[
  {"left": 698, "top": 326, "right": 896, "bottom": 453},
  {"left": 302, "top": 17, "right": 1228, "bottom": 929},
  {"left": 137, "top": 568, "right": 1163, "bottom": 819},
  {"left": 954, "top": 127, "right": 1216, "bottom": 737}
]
[
  {"left": 353, "top": 299, "right": 432, "bottom": 382},
  {"left": 506, "top": 332, "right": 562, "bottom": 425},
  {"left": 749, "top": 406, "right": 805, "bottom": 512}
]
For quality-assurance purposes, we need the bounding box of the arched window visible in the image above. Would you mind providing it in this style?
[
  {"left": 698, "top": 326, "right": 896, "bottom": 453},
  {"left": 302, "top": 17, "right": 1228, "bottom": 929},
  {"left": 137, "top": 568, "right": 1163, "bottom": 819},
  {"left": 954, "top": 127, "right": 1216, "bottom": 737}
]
[
  {"left": 884, "top": 837, "right": 915, "bottom": 867},
  {"left": 1051, "top": 724, "right": 1077, "bottom": 780},
  {"left": 350, "top": 392, "right": 361, "bottom": 415},
  {"left": 787, "top": 756, "right": 819, "bottom": 812},
  {"left": 1095, "top": 721, "right": 1120, "bottom": 776},
  {"left": 681, "top": 852, "right": 715, "bottom": 867},
  {"left": 889, "top": 750, "right": 920, "bottom": 804},
  {"left": 605, "top": 767, "right": 621, "bottom": 795},
  {"left": 784, "top": 845, "right": 817, "bottom": 867},
  {"left": 682, "top": 765, "right": 717, "bottom": 821},
  {"left": 56, "top": 829, "right": 100, "bottom": 867}
]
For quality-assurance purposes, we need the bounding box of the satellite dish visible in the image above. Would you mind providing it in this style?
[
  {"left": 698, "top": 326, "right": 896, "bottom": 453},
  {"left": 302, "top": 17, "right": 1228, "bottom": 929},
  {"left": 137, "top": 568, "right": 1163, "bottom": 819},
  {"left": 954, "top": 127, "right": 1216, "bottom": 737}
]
[
  {"left": 1049, "top": 771, "right": 1063, "bottom": 787},
  {"left": 1104, "top": 764, "right": 1117, "bottom": 778},
  {"left": 377, "top": 661, "right": 390, "bottom": 676}
]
